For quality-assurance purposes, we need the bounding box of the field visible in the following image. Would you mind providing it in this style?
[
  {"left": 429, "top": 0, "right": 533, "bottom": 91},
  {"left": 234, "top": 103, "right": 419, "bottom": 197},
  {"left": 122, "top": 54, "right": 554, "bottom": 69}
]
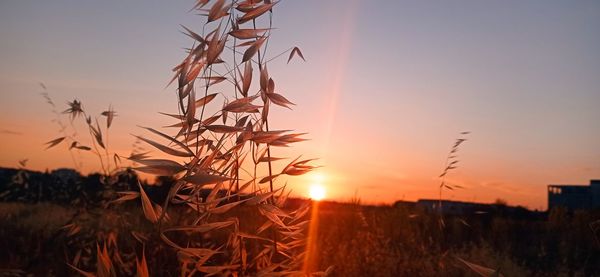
[{"left": 1, "top": 199, "right": 598, "bottom": 276}]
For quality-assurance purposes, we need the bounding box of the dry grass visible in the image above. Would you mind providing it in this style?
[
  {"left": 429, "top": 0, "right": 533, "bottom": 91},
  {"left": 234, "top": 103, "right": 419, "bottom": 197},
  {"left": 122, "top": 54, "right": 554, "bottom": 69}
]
[
  {"left": 120, "top": 0, "right": 320, "bottom": 275},
  {"left": 40, "top": 0, "right": 321, "bottom": 275},
  {"left": 2, "top": 202, "right": 598, "bottom": 276}
]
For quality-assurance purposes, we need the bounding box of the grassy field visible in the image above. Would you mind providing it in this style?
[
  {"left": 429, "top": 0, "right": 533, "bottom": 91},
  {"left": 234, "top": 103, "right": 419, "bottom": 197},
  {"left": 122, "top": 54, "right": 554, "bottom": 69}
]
[{"left": 1, "top": 201, "right": 598, "bottom": 276}]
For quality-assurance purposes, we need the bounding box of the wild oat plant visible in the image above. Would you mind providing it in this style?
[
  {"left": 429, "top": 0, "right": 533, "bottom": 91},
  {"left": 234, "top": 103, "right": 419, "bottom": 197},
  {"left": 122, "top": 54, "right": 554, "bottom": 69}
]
[
  {"left": 437, "top": 131, "right": 469, "bottom": 228},
  {"left": 44, "top": 91, "right": 119, "bottom": 178},
  {"left": 47, "top": 0, "right": 324, "bottom": 276}
]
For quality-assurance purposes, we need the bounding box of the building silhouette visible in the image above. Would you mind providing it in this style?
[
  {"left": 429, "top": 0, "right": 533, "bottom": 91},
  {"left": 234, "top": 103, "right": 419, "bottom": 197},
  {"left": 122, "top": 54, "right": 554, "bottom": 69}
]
[
  {"left": 548, "top": 179, "right": 600, "bottom": 210},
  {"left": 415, "top": 199, "right": 490, "bottom": 215}
]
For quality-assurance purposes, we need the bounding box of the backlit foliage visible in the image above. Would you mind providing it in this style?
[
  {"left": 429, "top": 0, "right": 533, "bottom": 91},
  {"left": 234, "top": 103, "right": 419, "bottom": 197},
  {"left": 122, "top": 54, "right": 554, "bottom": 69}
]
[{"left": 114, "top": 0, "right": 318, "bottom": 275}]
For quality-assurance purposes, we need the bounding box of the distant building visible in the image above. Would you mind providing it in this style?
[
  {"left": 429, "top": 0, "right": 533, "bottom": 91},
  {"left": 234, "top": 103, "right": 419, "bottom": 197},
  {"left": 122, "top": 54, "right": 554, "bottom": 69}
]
[
  {"left": 416, "top": 199, "right": 490, "bottom": 215},
  {"left": 392, "top": 200, "right": 416, "bottom": 209},
  {"left": 548, "top": 180, "right": 600, "bottom": 210}
]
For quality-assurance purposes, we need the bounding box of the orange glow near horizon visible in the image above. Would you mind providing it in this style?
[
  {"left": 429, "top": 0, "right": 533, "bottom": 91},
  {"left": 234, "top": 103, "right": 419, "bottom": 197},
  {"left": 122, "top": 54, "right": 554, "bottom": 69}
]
[
  {"left": 309, "top": 184, "right": 326, "bottom": 201},
  {"left": 306, "top": 172, "right": 328, "bottom": 201}
]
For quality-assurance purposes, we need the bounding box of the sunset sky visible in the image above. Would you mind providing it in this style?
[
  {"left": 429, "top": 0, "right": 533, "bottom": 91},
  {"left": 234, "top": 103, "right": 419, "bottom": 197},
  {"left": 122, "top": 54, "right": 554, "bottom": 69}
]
[{"left": 1, "top": 1, "right": 599, "bottom": 210}]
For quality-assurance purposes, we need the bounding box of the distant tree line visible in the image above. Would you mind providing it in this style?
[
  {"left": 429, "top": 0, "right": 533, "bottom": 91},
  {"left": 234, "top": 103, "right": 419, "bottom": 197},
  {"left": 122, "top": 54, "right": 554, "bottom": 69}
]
[{"left": 0, "top": 167, "right": 173, "bottom": 207}]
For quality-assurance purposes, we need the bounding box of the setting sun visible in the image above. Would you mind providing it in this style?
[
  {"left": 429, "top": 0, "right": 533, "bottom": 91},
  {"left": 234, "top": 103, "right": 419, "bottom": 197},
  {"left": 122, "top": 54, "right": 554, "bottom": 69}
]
[{"left": 309, "top": 185, "right": 326, "bottom": 201}]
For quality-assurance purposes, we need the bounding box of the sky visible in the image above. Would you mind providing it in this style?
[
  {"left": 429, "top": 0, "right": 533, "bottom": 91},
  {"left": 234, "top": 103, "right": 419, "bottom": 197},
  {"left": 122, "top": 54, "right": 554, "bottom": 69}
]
[{"left": 1, "top": 1, "right": 599, "bottom": 210}]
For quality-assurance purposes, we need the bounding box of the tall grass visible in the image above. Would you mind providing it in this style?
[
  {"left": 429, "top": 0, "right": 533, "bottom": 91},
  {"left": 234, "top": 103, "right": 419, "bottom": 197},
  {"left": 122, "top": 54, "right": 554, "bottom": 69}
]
[
  {"left": 42, "top": 1, "right": 323, "bottom": 275},
  {"left": 4, "top": 201, "right": 599, "bottom": 276},
  {"left": 43, "top": 89, "right": 119, "bottom": 178},
  {"left": 437, "top": 132, "right": 470, "bottom": 227}
]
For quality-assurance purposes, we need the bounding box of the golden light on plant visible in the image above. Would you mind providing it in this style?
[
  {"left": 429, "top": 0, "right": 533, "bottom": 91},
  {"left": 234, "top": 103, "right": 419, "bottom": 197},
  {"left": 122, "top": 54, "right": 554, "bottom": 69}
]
[
  {"left": 309, "top": 184, "right": 326, "bottom": 201},
  {"left": 43, "top": 1, "right": 323, "bottom": 275}
]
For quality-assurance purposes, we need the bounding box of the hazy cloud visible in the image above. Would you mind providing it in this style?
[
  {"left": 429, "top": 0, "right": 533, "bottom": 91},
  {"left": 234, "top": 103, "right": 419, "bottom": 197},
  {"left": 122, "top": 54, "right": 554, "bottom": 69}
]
[{"left": 0, "top": 129, "right": 22, "bottom": 135}]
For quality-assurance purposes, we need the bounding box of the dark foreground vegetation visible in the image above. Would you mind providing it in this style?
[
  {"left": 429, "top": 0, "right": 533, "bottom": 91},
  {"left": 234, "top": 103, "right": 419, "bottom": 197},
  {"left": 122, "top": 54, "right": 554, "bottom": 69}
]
[{"left": 1, "top": 168, "right": 599, "bottom": 276}]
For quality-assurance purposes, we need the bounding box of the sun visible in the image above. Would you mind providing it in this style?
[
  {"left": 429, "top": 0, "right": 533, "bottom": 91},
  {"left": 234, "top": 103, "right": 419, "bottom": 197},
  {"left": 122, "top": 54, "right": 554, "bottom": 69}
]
[{"left": 309, "top": 184, "right": 326, "bottom": 201}]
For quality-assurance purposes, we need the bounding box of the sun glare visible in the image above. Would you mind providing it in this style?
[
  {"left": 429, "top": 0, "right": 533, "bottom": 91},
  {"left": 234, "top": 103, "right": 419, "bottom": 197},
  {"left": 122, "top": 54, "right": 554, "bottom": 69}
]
[{"left": 309, "top": 184, "right": 326, "bottom": 201}]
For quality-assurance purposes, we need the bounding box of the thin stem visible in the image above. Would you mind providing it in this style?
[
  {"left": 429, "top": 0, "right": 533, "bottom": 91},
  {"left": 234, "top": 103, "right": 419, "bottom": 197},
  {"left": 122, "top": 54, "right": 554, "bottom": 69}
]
[
  {"left": 254, "top": 14, "right": 279, "bottom": 257},
  {"left": 83, "top": 112, "right": 107, "bottom": 177},
  {"left": 104, "top": 121, "right": 111, "bottom": 173}
]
